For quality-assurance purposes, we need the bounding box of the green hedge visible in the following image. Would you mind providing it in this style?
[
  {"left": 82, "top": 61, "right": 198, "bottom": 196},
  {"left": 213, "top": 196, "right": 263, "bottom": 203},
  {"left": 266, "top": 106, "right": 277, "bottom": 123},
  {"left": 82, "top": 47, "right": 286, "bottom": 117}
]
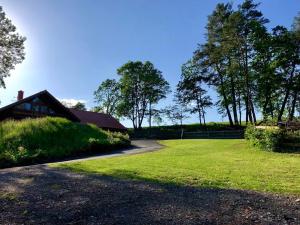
[
  {"left": 245, "top": 126, "right": 300, "bottom": 152},
  {"left": 0, "top": 117, "right": 130, "bottom": 168},
  {"left": 245, "top": 126, "right": 283, "bottom": 151},
  {"left": 130, "top": 122, "right": 245, "bottom": 139}
]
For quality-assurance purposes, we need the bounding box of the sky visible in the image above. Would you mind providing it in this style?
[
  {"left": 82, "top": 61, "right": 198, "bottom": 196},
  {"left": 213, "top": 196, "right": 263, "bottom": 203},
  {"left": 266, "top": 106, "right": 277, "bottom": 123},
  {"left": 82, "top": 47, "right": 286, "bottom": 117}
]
[{"left": 0, "top": 0, "right": 299, "bottom": 127}]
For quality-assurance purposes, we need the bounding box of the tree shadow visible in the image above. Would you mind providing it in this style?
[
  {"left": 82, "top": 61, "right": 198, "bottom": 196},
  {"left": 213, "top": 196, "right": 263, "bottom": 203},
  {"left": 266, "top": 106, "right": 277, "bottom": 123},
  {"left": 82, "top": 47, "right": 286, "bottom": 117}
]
[{"left": 0, "top": 165, "right": 299, "bottom": 225}]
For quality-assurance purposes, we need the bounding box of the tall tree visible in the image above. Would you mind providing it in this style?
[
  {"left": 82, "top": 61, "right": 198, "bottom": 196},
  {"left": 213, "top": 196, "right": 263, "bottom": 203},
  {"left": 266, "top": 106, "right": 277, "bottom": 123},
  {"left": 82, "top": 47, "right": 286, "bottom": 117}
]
[
  {"left": 94, "top": 79, "right": 121, "bottom": 117},
  {"left": 236, "top": 0, "right": 269, "bottom": 124},
  {"left": 197, "top": 3, "right": 235, "bottom": 125},
  {"left": 0, "top": 6, "right": 26, "bottom": 88},
  {"left": 117, "top": 61, "right": 169, "bottom": 130},
  {"left": 289, "top": 12, "right": 300, "bottom": 121},
  {"left": 251, "top": 22, "right": 279, "bottom": 121},
  {"left": 272, "top": 26, "right": 300, "bottom": 121},
  {"left": 177, "top": 61, "right": 212, "bottom": 125},
  {"left": 193, "top": 0, "right": 273, "bottom": 125}
]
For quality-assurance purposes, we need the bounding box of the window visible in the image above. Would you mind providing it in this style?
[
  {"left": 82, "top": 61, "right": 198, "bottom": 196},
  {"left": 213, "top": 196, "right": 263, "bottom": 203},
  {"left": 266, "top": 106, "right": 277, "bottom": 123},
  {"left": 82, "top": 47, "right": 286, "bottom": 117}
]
[
  {"left": 32, "top": 97, "right": 41, "bottom": 103},
  {"left": 40, "top": 106, "right": 48, "bottom": 113},
  {"left": 49, "top": 108, "right": 55, "bottom": 114},
  {"left": 24, "top": 103, "right": 31, "bottom": 111},
  {"left": 32, "top": 105, "right": 39, "bottom": 112}
]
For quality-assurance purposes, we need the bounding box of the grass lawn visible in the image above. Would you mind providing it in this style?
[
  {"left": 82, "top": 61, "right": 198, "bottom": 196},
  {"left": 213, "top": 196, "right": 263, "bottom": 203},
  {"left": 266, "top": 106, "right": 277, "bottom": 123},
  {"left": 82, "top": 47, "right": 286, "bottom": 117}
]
[{"left": 53, "top": 139, "right": 300, "bottom": 194}]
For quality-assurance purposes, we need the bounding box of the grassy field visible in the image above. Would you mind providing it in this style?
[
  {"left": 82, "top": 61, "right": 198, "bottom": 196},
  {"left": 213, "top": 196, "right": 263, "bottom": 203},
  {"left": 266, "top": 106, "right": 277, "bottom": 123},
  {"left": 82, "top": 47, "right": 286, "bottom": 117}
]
[{"left": 53, "top": 139, "right": 300, "bottom": 194}]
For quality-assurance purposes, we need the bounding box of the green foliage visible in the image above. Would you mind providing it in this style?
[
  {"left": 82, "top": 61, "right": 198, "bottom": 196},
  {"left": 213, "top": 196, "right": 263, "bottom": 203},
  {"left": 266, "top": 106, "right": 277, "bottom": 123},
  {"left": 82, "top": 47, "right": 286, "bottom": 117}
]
[
  {"left": 55, "top": 139, "right": 300, "bottom": 194},
  {"left": 117, "top": 61, "right": 170, "bottom": 130},
  {"left": 245, "top": 126, "right": 283, "bottom": 151},
  {"left": 189, "top": 0, "right": 300, "bottom": 124},
  {"left": 94, "top": 79, "right": 121, "bottom": 117},
  {"left": 0, "top": 6, "right": 26, "bottom": 88},
  {"left": 177, "top": 60, "right": 212, "bottom": 125},
  {"left": 245, "top": 126, "right": 300, "bottom": 152},
  {"left": 0, "top": 117, "right": 130, "bottom": 168}
]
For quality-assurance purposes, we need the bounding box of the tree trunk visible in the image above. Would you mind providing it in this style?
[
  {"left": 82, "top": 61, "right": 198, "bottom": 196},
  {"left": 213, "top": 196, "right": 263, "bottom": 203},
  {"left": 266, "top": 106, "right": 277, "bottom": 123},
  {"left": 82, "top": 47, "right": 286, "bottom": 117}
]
[
  {"left": 217, "top": 69, "right": 233, "bottom": 126},
  {"left": 230, "top": 75, "right": 239, "bottom": 125},
  {"left": 250, "top": 98, "right": 257, "bottom": 124},
  {"left": 238, "top": 91, "right": 242, "bottom": 125},
  {"left": 262, "top": 97, "right": 270, "bottom": 122},
  {"left": 180, "top": 112, "right": 184, "bottom": 139},
  {"left": 278, "top": 67, "right": 296, "bottom": 122},
  {"left": 202, "top": 107, "right": 206, "bottom": 126},
  {"left": 198, "top": 109, "right": 202, "bottom": 125},
  {"left": 278, "top": 88, "right": 291, "bottom": 122},
  {"left": 149, "top": 102, "right": 152, "bottom": 129},
  {"left": 289, "top": 90, "right": 298, "bottom": 121}
]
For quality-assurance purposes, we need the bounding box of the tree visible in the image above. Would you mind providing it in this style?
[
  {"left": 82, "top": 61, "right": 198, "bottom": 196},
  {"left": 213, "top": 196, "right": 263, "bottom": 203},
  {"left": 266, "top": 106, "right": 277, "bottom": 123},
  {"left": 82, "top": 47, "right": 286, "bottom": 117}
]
[
  {"left": 272, "top": 26, "right": 300, "bottom": 121},
  {"left": 177, "top": 61, "right": 212, "bottom": 125},
  {"left": 145, "top": 108, "right": 162, "bottom": 128},
  {"left": 292, "top": 12, "right": 300, "bottom": 33},
  {"left": 94, "top": 79, "right": 121, "bottom": 117},
  {"left": 187, "top": 1, "right": 300, "bottom": 125},
  {"left": 71, "top": 102, "right": 86, "bottom": 111},
  {"left": 0, "top": 6, "right": 26, "bottom": 88},
  {"left": 117, "top": 61, "right": 170, "bottom": 130},
  {"left": 164, "top": 104, "right": 189, "bottom": 127},
  {"left": 193, "top": 0, "right": 277, "bottom": 125},
  {"left": 163, "top": 88, "right": 189, "bottom": 138},
  {"left": 195, "top": 3, "right": 236, "bottom": 125},
  {"left": 235, "top": 0, "right": 269, "bottom": 124},
  {"left": 251, "top": 21, "right": 279, "bottom": 121}
]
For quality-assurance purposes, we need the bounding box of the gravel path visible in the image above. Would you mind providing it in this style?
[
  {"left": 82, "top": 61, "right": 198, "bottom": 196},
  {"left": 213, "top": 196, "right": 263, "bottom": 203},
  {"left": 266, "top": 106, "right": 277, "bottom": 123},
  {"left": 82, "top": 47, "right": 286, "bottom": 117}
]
[
  {"left": 56, "top": 140, "right": 163, "bottom": 163},
  {"left": 0, "top": 141, "right": 299, "bottom": 225}
]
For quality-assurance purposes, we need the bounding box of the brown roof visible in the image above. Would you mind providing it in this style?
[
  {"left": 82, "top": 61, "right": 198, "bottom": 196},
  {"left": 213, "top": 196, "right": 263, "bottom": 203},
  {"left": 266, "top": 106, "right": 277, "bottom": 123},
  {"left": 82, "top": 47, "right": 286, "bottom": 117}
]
[
  {"left": 69, "top": 109, "right": 127, "bottom": 131},
  {"left": 0, "top": 90, "right": 80, "bottom": 122}
]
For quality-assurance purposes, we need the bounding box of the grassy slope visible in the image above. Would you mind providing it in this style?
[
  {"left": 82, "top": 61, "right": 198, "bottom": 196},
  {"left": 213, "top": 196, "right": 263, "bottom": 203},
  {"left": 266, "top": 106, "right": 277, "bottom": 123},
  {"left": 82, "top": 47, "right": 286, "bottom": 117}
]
[
  {"left": 54, "top": 139, "right": 300, "bottom": 194},
  {"left": 0, "top": 117, "right": 130, "bottom": 167}
]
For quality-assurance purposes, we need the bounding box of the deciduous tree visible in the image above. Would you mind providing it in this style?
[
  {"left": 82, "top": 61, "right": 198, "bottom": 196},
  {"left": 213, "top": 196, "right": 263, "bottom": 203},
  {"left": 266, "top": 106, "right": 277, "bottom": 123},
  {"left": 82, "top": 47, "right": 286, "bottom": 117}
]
[
  {"left": 117, "top": 61, "right": 170, "bottom": 130},
  {"left": 94, "top": 79, "right": 121, "bottom": 117},
  {"left": 71, "top": 102, "right": 86, "bottom": 111},
  {"left": 0, "top": 6, "right": 26, "bottom": 88}
]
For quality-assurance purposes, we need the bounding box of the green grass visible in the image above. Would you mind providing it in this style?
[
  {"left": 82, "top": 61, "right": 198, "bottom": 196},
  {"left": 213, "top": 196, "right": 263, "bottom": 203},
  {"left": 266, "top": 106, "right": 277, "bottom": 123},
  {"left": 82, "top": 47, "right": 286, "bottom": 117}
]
[
  {"left": 53, "top": 139, "right": 300, "bottom": 194},
  {"left": 0, "top": 117, "right": 130, "bottom": 168}
]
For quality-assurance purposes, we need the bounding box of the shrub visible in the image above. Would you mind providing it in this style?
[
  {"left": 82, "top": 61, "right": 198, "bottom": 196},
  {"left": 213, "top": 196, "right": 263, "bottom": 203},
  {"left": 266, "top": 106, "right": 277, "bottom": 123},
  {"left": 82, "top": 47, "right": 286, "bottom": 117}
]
[
  {"left": 245, "top": 125, "right": 300, "bottom": 152},
  {"left": 0, "top": 117, "right": 130, "bottom": 168}
]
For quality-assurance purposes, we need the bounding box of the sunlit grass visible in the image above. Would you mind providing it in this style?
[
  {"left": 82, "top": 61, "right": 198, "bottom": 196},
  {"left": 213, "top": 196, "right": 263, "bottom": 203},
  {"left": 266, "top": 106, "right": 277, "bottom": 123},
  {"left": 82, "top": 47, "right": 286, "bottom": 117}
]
[{"left": 53, "top": 139, "right": 300, "bottom": 194}]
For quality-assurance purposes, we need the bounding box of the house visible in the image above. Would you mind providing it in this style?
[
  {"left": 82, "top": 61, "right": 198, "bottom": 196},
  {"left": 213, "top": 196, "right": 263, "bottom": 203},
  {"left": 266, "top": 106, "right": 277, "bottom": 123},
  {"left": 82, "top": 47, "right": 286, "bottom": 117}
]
[{"left": 0, "top": 90, "right": 127, "bottom": 132}]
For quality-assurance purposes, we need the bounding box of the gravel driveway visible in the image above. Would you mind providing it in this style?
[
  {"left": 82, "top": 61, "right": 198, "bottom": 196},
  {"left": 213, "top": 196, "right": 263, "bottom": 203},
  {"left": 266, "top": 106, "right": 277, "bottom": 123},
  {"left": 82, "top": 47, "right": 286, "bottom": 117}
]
[
  {"left": 0, "top": 140, "right": 299, "bottom": 225},
  {"left": 54, "top": 140, "right": 163, "bottom": 163}
]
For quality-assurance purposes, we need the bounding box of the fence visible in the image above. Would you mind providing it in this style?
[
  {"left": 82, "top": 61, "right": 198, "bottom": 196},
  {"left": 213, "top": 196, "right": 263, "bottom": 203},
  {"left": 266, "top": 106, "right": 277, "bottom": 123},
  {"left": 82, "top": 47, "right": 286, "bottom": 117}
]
[{"left": 131, "top": 129, "right": 245, "bottom": 140}]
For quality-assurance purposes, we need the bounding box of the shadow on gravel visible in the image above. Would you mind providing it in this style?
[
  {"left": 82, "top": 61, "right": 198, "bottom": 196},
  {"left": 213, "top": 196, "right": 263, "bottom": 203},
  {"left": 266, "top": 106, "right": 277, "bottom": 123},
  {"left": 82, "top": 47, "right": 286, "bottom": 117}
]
[{"left": 0, "top": 165, "right": 299, "bottom": 225}]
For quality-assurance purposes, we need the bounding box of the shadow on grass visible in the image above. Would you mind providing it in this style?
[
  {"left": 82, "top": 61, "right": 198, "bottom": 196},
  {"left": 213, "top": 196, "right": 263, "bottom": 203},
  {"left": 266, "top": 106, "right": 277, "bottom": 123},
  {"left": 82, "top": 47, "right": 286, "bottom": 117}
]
[{"left": 0, "top": 165, "right": 299, "bottom": 225}]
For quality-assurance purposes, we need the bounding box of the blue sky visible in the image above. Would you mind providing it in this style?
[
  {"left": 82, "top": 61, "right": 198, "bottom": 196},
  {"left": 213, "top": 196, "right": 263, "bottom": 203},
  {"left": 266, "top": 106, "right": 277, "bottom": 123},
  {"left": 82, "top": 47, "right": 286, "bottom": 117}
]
[{"left": 0, "top": 0, "right": 299, "bottom": 127}]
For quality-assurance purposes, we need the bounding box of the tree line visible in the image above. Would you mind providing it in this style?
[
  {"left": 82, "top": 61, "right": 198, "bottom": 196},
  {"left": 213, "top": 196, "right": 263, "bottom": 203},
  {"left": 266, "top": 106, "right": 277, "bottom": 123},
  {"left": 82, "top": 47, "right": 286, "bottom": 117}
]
[
  {"left": 187, "top": 0, "right": 300, "bottom": 126},
  {"left": 93, "top": 1, "right": 300, "bottom": 130}
]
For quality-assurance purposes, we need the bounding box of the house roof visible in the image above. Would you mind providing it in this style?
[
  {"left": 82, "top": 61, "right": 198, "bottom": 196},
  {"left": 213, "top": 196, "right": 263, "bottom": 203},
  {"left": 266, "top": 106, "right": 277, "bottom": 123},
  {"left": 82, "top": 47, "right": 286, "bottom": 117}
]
[
  {"left": 69, "top": 109, "right": 127, "bottom": 131},
  {"left": 0, "top": 90, "right": 126, "bottom": 131},
  {"left": 0, "top": 90, "right": 80, "bottom": 122}
]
